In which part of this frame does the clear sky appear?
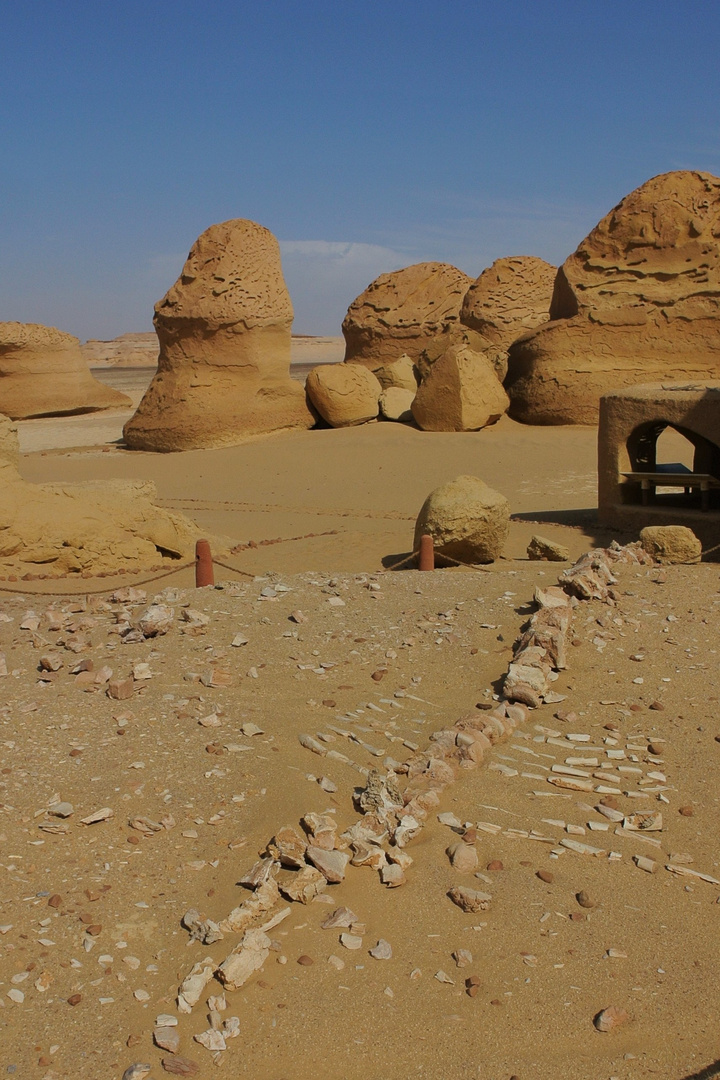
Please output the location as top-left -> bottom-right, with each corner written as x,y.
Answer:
2,1 -> 720,340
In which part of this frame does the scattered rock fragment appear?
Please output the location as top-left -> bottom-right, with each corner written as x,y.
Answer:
448,886 -> 492,913
594,1005 -> 629,1032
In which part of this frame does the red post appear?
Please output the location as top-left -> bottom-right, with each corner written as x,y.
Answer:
195,539 -> 214,587
418,533 -> 434,571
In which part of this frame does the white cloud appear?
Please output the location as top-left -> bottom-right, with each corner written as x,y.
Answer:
279,239 -> 409,334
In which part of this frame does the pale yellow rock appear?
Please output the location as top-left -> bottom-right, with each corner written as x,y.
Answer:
411,344 -> 509,432
0,322 -> 130,419
640,525 -> 702,564
343,262 -> 472,371
414,475 -> 510,564
124,219 -> 313,451
305,363 -> 381,427
0,416 -> 213,577
379,387 -> 415,422
373,355 -> 418,391
460,256 -> 556,380
506,171 -> 720,424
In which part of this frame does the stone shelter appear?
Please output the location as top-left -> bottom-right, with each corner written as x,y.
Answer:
598,382 -> 720,552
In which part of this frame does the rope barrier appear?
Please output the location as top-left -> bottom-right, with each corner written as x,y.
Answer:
0,560 -> 197,597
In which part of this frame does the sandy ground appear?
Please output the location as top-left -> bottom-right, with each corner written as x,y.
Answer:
3,365 -> 720,1080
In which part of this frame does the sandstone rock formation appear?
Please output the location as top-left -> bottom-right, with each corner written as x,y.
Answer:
640,525 -> 701,564
459,256 -> 556,379
343,263 -> 472,371
305,364 -> 380,427
0,414 -> 210,577
414,475 -> 510,563
379,387 -> 415,422
81,332 -> 159,367
123,220 -> 313,451
411,344 -> 509,432
373,355 -> 418,392
505,171 -> 720,424
0,323 -> 130,419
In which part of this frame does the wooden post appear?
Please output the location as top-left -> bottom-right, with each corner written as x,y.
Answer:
418,533 -> 434,571
195,539 -> 214,587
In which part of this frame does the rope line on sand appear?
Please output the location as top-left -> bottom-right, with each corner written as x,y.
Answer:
0,560 -> 197,597
384,548 -> 492,573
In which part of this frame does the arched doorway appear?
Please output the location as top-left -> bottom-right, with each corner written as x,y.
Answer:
623,420 -> 720,510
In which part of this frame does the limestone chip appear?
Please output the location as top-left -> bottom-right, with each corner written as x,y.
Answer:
460,256 -> 556,380
0,322 -> 129,419
506,171 -> 720,424
414,475 -> 510,563
343,262 -> 473,371
640,526 -> 701,564
305,363 -> 381,427
411,344 -> 509,432
527,535 -> 570,561
124,219 -> 313,451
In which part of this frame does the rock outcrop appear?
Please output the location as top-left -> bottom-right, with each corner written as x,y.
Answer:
305,364 -> 380,427
414,475 -> 510,563
0,414 -> 210,577
123,219 -> 313,451
411,344 -> 509,432
343,263 -> 472,371
0,323 -> 130,420
460,256 -> 556,380
505,171 -> 720,424
80,333 -> 159,367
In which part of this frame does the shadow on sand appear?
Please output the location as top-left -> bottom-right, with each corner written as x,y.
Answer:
510,507 -> 632,548
678,1062 -> 720,1080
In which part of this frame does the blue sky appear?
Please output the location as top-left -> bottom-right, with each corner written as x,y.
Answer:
1,1 -> 720,339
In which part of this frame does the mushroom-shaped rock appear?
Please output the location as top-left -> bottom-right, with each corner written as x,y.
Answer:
459,256 -> 556,380
0,415 -> 210,577
123,219 -> 313,451
505,171 -> 720,424
414,475 -> 509,564
379,387 -> 415,422
306,363 -> 381,427
0,323 -> 130,419
411,344 -> 509,432
343,262 -> 472,372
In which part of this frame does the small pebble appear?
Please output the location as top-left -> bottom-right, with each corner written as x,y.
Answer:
536,870 -> 554,884
297,955 -> 314,966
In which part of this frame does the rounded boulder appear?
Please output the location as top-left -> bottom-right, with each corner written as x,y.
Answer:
414,475 -> 510,563
640,525 -> 701,564
306,363 -> 381,427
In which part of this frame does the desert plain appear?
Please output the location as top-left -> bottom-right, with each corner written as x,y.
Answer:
0,345 -> 719,1080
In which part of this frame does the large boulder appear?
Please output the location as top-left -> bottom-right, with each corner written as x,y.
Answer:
411,344 -> 509,432
505,171 -> 720,425
342,262 -> 472,372
123,219 -> 313,451
305,363 -> 381,427
0,415 -> 213,577
459,256 -> 556,380
0,323 -> 130,420
640,525 -> 701,564
414,475 -> 510,563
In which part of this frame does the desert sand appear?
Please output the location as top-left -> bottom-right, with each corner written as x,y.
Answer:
1,355 -> 718,1080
